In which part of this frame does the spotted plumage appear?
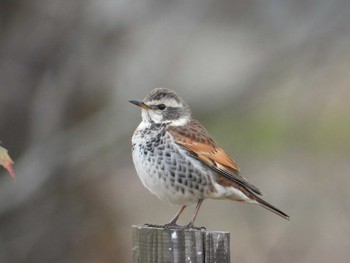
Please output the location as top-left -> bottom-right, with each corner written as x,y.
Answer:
130,88 -> 289,228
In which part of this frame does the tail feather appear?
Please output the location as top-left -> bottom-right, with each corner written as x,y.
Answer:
254,196 -> 290,220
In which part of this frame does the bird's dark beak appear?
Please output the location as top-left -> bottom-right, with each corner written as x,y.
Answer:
129,99 -> 151,110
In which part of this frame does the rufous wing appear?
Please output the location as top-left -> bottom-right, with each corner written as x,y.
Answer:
168,119 -> 262,196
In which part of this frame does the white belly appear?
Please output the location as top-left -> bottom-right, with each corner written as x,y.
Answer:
132,145 -> 199,205
131,123 -> 201,205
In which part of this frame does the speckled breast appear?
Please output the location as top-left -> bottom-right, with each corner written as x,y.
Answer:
131,122 -> 214,205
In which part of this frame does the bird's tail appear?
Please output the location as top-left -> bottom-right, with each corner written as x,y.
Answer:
254,196 -> 290,220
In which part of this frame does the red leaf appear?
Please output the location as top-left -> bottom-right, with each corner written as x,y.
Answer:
0,145 -> 15,179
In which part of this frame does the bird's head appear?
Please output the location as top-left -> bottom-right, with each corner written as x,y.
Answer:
129,88 -> 191,126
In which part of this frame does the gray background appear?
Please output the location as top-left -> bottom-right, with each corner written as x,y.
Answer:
1,0 -> 349,262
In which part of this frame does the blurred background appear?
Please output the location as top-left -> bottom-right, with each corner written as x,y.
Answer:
1,0 -> 350,262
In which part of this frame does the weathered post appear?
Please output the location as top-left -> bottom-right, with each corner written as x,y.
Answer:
132,225 -> 230,263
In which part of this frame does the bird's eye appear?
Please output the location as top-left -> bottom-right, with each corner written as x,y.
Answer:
157,104 -> 166,110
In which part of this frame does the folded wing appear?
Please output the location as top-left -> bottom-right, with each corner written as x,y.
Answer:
167,119 -> 262,196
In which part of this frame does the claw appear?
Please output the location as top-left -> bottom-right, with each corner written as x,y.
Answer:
183,223 -> 206,230
143,223 -> 205,230
143,223 -> 183,229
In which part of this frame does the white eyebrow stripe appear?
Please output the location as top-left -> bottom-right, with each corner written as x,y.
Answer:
148,99 -> 182,108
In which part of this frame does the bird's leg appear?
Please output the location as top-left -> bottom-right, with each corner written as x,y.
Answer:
163,205 -> 187,228
184,199 -> 205,230
169,205 -> 187,225
145,205 -> 187,229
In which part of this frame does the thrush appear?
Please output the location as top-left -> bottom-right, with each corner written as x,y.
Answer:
130,88 -> 289,229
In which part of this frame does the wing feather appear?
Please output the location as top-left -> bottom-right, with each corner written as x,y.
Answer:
168,119 -> 262,195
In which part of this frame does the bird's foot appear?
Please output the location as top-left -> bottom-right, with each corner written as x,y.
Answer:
143,223 -> 165,228
182,223 -> 206,231
143,223 -> 205,230
143,223 -> 182,229
164,223 -> 185,229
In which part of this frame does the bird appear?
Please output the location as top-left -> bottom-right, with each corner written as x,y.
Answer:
130,88 -> 289,229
